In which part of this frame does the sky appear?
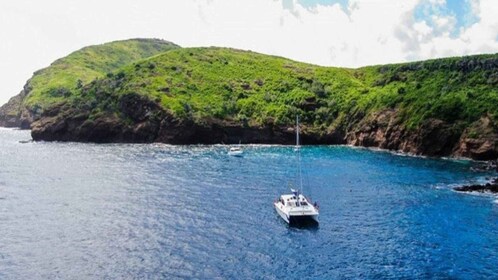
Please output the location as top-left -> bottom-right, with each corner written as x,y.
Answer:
1,0 -> 498,104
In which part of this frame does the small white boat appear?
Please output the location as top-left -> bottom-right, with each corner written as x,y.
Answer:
274,116 -> 319,226
228,146 -> 243,157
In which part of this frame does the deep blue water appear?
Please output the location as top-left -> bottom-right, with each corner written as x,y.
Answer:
0,128 -> 497,279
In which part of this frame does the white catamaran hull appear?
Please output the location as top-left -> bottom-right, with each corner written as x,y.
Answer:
274,202 -> 319,226
274,202 -> 290,223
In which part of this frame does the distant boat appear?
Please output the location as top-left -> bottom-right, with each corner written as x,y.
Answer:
228,146 -> 243,157
274,116 -> 319,226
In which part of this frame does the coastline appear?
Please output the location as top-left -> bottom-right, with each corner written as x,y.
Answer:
6,124 -> 497,165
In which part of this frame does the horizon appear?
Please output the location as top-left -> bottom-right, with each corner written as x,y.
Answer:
1,0 -> 498,104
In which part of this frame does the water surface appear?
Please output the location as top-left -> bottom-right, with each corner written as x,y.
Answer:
0,128 -> 497,279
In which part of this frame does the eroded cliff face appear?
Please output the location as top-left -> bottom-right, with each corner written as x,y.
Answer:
28,93 -> 498,161
345,109 -> 459,156
345,109 -> 498,160
454,116 -> 498,160
0,83 -> 37,129
30,93 -> 346,146
0,93 -> 23,127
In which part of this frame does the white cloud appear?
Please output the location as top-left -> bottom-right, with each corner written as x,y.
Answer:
431,14 -> 457,35
0,0 -> 497,104
413,0 -> 498,60
413,21 -> 433,41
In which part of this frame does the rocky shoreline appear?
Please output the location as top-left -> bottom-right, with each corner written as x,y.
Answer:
23,94 -> 498,161
345,109 -> 498,161
0,94 -> 495,162
0,43 -> 496,162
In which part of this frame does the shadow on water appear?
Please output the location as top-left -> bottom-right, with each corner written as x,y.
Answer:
288,222 -> 319,231
276,215 -> 320,230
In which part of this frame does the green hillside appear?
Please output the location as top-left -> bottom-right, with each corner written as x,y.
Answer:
360,56 -> 498,128
2,40 -> 497,159
24,38 -> 179,110
77,47 -> 498,131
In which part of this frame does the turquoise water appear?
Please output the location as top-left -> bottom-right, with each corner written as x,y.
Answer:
0,128 -> 497,279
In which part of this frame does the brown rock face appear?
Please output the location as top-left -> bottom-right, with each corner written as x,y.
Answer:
408,119 -> 462,157
453,116 -> 498,160
31,94 -> 162,143
346,109 -> 463,157
26,97 -> 498,161
30,93 -> 346,146
0,93 -> 23,128
0,83 -> 38,129
346,109 -> 402,149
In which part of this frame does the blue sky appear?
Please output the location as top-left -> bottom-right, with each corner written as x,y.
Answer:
414,0 -> 478,36
288,0 -> 478,36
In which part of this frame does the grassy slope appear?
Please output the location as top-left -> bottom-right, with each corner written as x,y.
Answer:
81,48 -> 364,130
359,55 -> 498,128
78,47 -> 498,133
23,38 -> 179,110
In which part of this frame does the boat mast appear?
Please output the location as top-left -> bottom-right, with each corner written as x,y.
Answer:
296,115 -> 300,148
296,115 -> 303,194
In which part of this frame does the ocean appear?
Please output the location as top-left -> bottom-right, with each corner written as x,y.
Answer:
0,128 -> 497,279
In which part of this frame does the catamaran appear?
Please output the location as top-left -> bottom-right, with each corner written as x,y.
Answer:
274,116 -> 319,226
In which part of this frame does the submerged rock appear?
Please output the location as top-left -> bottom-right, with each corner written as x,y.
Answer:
470,160 -> 498,172
454,178 -> 498,193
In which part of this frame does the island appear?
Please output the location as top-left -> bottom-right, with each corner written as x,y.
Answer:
1,38 -> 497,161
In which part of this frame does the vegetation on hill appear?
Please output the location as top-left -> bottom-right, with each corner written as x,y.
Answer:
360,56 -> 498,128
75,48 -> 498,132
1,39 -> 497,159
24,38 -> 179,110
78,48 -> 355,129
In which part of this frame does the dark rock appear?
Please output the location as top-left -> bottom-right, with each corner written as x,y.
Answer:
471,160 -> 498,172
31,99 -> 348,146
411,118 -> 462,157
454,178 -> 498,193
155,117 -> 297,145
118,93 -> 163,122
31,94 -> 166,143
241,82 -> 251,90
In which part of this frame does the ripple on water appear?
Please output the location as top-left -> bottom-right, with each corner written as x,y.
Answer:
0,129 -> 497,279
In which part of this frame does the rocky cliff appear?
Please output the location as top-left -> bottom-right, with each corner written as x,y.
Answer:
28,93 -> 497,160
2,41 -> 497,161
0,38 -> 179,129
346,109 -> 497,160
0,84 -> 32,128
